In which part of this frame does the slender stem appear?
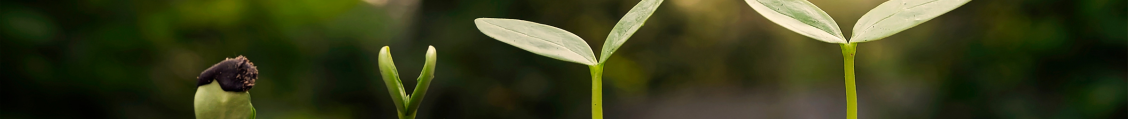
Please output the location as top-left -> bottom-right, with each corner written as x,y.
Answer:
402,114 -> 415,119
589,64 -> 604,119
839,43 -> 858,119
398,110 -> 412,119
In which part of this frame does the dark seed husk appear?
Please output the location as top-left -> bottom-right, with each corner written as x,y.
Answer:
197,55 -> 258,92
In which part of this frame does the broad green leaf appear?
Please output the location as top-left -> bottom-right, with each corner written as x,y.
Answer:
849,0 -> 970,43
745,0 -> 846,43
474,18 -> 597,65
405,46 -> 438,117
600,0 -> 664,64
378,46 -> 409,112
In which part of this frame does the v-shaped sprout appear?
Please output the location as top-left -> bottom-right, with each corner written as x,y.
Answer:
378,46 -> 438,119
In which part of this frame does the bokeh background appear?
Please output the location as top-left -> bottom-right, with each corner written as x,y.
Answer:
2,0 -> 1125,118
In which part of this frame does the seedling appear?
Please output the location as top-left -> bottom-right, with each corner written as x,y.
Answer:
195,56 -> 258,119
473,0 -> 662,118
378,46 -> 438,119
743,0 -> 969,118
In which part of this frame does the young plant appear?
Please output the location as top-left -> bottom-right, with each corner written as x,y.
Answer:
378,46 -> 438,119
195,56 -> 258,119
743,0 -> 969,118
472,0 -> 662,118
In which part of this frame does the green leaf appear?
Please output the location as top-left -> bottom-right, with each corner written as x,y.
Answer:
405,46 -> 438,117
744,0 -> 846,43
474,18 -> 597,65
194,83 -> 255,119
378,46 -> 409,112
600,0 -> 664,64
849,0 -> 970,43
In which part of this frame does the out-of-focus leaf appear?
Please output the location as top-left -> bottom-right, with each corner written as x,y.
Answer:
474,18 -> 597,65
744,0 -> 846,43
600,0 -> 664,64
849,0 -> 970,42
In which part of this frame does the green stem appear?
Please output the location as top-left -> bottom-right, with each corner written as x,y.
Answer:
398,111 -> 412,119
839,43 -> 858,119
589,64 -> 604,119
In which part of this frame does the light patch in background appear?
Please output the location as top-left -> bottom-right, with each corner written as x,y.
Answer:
1,7 -> 56,44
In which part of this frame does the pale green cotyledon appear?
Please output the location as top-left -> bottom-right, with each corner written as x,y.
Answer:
194,56 -> 258,119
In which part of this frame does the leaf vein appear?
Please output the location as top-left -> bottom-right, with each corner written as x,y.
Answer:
482,20 -> 574,53
756,0 -> 840,38
855,0 -> 940,40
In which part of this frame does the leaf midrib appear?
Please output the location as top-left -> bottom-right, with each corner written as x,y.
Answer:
756,0 -> 842,39
482,20 -> 583,58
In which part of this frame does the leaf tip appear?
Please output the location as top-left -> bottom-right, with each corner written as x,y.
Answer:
426,45 -> 437,62
474,18 -> 498,24
379,46 -> 393,63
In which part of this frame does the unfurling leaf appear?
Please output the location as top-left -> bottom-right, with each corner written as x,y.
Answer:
378,46 -> 408,112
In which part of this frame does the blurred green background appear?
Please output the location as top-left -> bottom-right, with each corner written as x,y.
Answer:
1,0 -> 1125,118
